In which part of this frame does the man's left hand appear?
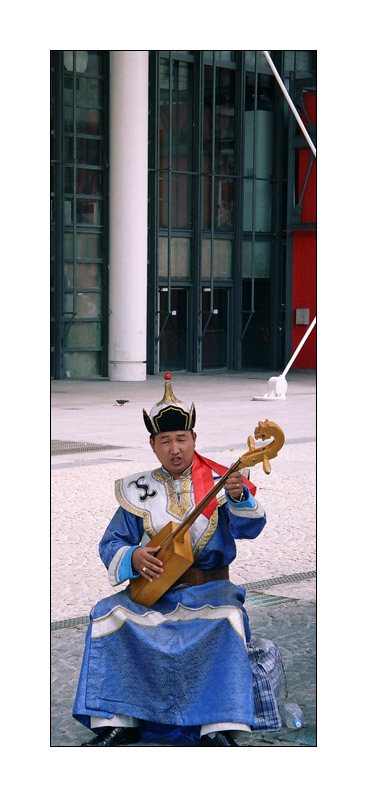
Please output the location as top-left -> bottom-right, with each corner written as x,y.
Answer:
224,468 -> 244,500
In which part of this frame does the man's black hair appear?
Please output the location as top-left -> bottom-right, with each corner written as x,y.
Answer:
150,429 -> 194,442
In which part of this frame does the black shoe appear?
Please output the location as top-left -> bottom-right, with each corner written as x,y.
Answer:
200,731 -> 239,747
81,726 -> 140,747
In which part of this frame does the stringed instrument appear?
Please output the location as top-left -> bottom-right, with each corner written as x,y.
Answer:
130,419 -> 285,607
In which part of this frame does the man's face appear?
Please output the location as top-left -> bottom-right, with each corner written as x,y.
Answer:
150,430 -> 197,477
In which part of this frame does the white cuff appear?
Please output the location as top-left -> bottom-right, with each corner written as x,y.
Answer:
200,722 -> 252,735
90,714 -> 139,729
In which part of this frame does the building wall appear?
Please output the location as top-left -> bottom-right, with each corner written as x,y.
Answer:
51,50 -> 316,380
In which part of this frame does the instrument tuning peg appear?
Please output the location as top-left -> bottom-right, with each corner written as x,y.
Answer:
263,456 -> 271,475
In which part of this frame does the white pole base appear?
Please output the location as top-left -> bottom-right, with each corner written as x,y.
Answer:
109,361 -> 146,381
252,375 -> 288,401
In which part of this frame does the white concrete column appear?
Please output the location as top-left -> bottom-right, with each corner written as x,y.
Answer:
108,51 -> 148,381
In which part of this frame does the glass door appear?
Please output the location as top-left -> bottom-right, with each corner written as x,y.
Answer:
201,288 -> 228,369
158,288 -> 188,372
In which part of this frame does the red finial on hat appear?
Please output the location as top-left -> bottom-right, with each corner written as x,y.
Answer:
164,371 -> 171,380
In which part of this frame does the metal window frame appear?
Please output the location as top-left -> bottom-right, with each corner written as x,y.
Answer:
51,51 -> 64,380
147,50 -> 316,375
50,50 -> 109,379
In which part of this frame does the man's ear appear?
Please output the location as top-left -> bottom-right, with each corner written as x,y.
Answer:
193,431 -> 197,446
149,437 -> 155,452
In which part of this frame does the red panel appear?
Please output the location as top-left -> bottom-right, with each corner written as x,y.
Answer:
292,231 -> 316,368
291,90 -> 316,369
298,93 -> 316,224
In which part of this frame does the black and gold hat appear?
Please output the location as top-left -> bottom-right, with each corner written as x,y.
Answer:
143,372 -> 196,435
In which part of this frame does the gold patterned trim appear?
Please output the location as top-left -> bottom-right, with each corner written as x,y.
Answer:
152,468 -> 192,519
192,508 -> 218,556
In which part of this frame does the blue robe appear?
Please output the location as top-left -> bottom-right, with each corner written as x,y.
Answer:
73,463 -> 266,741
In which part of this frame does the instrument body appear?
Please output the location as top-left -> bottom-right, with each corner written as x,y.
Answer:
129,523 -> 193,607
130,419 -> 284,607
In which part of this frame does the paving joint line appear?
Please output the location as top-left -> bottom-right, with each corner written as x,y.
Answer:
51,570 -> 316,630
52,458 -> 131,469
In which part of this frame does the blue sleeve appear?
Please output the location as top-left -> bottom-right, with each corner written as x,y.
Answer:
99,506 -> 143,586
226,485 -> 257,508
116,545 -> 141,583
224,488 -> 266,540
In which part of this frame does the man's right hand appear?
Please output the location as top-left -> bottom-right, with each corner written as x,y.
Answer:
131,545 -> 164,582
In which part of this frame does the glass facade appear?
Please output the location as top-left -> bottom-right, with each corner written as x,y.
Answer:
51,51 -> 109,379
147,50 -> 316,373
51,50 -> 316,378
149,51 -> 280,372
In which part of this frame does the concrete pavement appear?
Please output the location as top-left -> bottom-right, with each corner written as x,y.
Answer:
51,369 -> 316,746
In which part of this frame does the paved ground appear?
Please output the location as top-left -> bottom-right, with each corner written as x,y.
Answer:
51,370 -> 316,747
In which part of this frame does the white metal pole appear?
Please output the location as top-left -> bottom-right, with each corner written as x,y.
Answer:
281,316 -> 316,378
262,51 -> 316,158
263,50 -> 316,383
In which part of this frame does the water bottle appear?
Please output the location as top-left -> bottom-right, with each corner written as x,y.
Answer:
282,702 -> 304,729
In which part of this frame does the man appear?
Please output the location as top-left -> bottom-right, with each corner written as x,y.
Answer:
73,373 -> 266,746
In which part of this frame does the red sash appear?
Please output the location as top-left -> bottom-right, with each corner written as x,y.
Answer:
192,450 -> 256,519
